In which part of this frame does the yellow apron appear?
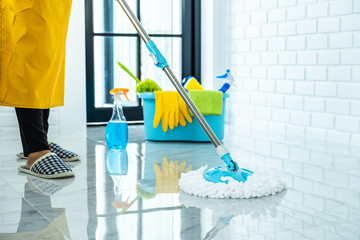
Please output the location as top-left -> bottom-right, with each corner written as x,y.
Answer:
0,0 -> 72,108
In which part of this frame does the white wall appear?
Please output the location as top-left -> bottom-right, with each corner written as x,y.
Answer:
220,0 -> 360,145
201,0 -> 227,91
61,0 -> 87,137
0,1 -> 86,142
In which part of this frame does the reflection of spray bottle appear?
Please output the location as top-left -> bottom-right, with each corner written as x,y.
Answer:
216,69 -> 236,93
106,149 -> 128,176
106,149 -> 129,209
116,184 -> 157,215
106,149 -> 158,214
106,88 -> 129,149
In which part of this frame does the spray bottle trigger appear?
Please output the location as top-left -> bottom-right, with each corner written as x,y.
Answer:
110,88 -> 130,101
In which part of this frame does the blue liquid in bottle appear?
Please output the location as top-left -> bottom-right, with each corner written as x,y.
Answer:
106,121 -> 128,149
106,149 -> 128,175
106,88 -> 129,150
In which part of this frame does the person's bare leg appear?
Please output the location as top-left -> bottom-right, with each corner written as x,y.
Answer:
26,150 -> 51,169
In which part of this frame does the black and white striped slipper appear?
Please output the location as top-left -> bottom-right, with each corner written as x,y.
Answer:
16,142 -> 80,162
18,153 -> 74,179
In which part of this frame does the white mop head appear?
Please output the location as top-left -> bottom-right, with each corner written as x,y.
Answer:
179,166 -> 285,199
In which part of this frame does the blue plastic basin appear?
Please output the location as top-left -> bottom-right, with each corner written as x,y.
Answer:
139,92 -> 228,142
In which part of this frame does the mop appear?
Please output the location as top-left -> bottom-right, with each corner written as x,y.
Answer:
116,0 -> 285,198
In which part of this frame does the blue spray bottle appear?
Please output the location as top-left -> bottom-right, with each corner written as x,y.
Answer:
106,88 -> 129,149
216,69 -> 236,93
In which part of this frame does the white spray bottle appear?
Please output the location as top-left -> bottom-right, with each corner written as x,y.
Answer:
217,69 -> 236,93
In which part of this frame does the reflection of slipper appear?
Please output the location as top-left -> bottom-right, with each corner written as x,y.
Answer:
16,142 -> 80,162
27,175 -> 75,196
18,153 -> 74,179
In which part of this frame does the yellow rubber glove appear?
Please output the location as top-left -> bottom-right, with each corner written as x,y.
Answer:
177,94 -> 193,127
153,91 -> 179,132
153,157 -> 192,193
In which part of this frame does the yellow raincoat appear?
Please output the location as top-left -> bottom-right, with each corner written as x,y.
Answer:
0,0 -> 72,108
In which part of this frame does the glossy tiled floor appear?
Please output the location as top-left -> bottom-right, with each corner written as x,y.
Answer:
0,125 -> 359,240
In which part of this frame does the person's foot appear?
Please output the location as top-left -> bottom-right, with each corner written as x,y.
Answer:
18,152 -> 74,179
26,150 -> 51,169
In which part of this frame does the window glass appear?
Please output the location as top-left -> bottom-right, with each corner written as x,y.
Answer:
86,0 -> 199,123
94,0 -> 138,34
94,36 -> 138,108
140,0 -> 182,34
141,37 -> 182,91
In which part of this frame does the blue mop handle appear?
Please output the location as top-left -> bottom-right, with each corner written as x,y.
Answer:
146,41 -> 169,70
216,145 -> 239,171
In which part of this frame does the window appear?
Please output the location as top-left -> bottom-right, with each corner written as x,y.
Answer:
85,0 -> 201,123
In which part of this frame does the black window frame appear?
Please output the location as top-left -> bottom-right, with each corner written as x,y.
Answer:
85,0 -> 201,123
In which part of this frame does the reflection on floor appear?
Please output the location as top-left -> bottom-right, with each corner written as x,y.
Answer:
0,125 -> 359,239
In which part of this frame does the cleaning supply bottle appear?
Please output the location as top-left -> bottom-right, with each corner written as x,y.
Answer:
216,69 -> 236,93
106,88 -> 129,149
218,83 -> 230,93
181,76 -> 204,91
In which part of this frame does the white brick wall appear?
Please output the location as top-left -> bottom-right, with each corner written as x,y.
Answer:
226,0 -> 360,145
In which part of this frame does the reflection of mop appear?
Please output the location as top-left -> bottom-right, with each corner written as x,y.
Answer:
203,215 -> 234,240
179,190 -> 286,219
116,0 -> 285,198
180,190 -> 286,240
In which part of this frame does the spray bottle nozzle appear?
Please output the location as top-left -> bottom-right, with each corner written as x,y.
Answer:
216,69 -> 236,87
110,88 -> 130,101
216,69 -> 236,93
